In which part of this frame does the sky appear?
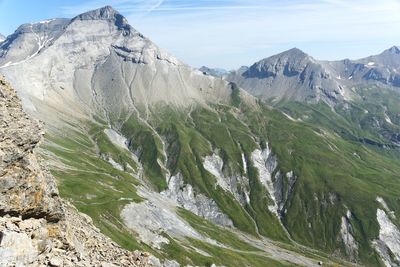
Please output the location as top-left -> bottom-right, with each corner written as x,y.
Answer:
0,0 -> 400,69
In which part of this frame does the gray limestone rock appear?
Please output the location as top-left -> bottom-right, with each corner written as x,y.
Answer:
0,6 -> 236,127
0,75 -> 158,266
226,46 -> 400,106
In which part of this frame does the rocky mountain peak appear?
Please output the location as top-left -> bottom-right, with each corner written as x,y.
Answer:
225,47 -> 346,106
357,45 -> 400,70
244,47 -> 314,80
71,6 -> 132,36
279,47 -> 309,58
259,47 -> 311,67
385,45 -> 400,54
260,48 -> 311,65
73,5 -> 126,22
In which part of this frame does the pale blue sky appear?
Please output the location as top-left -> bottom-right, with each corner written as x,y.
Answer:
1,0 -> 400,69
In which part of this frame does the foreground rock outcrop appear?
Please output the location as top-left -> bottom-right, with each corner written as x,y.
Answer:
0,76 -> 154,266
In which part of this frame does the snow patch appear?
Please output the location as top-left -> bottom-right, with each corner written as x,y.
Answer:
0,61 -> 13,69
367,62 -> 375,66
38,19 -> 55,24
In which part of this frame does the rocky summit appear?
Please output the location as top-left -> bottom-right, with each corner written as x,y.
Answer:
226,46 -> 400,106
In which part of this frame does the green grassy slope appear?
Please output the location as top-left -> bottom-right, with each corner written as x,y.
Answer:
40,114 -> 298,266
269,86 -> 400,265
39,85 -> 400,266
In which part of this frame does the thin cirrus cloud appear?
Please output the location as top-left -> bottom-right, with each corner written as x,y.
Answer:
63,0 -> 400,69
62,0 -> 166,17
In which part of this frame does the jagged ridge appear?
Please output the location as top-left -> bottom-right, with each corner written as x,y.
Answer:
226,46 -> 400,106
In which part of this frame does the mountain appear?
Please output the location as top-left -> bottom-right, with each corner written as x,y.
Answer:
0,76 -> 154,266
0,6 -> 235,121
0,6 -> 306,266
227,47 -> 400,106
0,19 -> 69,68
1,6 -> 400,267
226,48 -> 348,106
226,47 -> 400,149
0,33 -> 5,43
326,46 -> 400,88
199,66 -> 229,77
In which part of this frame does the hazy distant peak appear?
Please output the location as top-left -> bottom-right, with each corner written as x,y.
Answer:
279,47 -> 308,57
199,66 -> 229,77
255,47 -> 313,68
247,47 -> 315,76
383,45 -> 400,55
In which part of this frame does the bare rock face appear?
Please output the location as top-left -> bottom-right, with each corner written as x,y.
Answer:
0,76 -> 62,221
0,205 -> 155,266
0,6 -> 234,124
226,48 -> 348,106
0,76 -> 154,266
226,46 -> 400,107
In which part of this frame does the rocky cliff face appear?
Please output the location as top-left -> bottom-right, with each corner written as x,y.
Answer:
226,48 -> 348,106
0,76 -> 61,222
0,76 -> 154,266
226,46 -> 400,106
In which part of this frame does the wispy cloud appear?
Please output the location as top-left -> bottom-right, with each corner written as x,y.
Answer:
61,0 -> 165,17
60,0 -> 400,69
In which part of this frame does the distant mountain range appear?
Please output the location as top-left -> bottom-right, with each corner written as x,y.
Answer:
1,6 -> 400,267
199,66 -> 229,77
225,46 -> 400,106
